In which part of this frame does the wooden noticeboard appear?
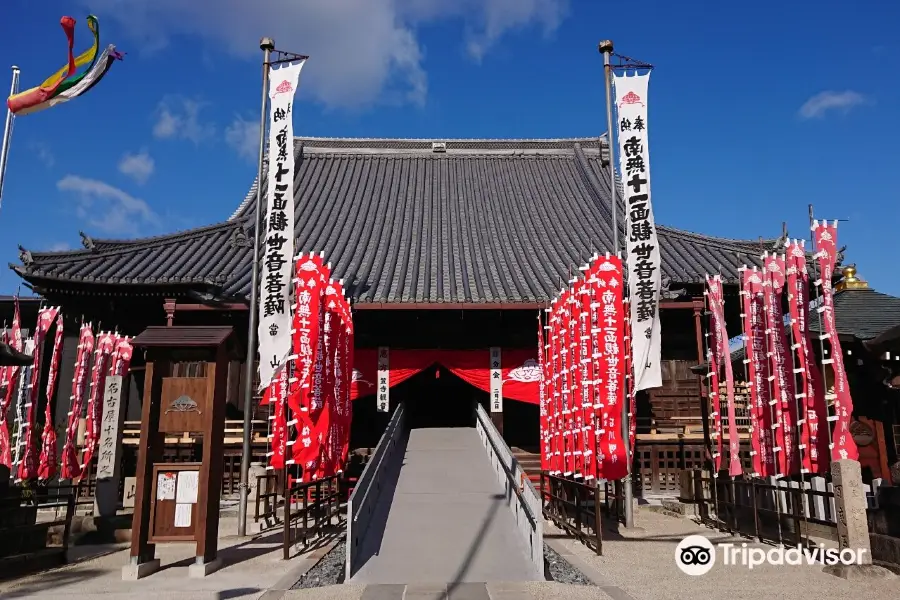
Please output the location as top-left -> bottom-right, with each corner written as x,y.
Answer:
128,326 -> 239,570
149,463 -> 202,542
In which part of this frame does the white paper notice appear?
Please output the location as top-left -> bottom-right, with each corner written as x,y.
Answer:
176,471 -> 199,504
174,503 -> 192,528
157,473 -> 176,500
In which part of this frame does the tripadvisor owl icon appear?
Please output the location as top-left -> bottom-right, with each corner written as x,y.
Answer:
675,535 -> 716,576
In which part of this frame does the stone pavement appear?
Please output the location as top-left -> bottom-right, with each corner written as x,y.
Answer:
548,508 -> 900,600
0,524 -> 336,600
349,428 -> 540,584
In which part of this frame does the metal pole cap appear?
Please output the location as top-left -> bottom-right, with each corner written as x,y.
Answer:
260,37 -> 275,51
598,40 -> 614,54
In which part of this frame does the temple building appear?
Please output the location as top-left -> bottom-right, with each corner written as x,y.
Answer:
11,136 -> 784,497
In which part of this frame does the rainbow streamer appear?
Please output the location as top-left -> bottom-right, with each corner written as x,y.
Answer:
6,15 -> 120,116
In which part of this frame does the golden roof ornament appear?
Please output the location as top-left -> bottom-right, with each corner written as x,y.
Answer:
836,264 -> 869,292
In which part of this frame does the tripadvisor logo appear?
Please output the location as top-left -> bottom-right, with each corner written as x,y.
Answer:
675,535 -> 868,575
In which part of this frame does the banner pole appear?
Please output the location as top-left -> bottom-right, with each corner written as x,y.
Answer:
599,39 -> 634,529
238,37 -> 275,538
0,66 -> 20,214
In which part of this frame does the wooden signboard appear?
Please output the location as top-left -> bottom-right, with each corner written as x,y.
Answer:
125,326 -> 238,579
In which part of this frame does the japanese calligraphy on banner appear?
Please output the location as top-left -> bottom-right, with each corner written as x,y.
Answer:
377,347 -> 390,412
538,313 -> 550,473
96,376 -> 124,480
762,253 -> 800,476
613,72 -> 661,392
812,221 -> 858,461
258,59 -> 306,390
490,347 -> 502,413
706,275 -> 742,477
742,268 -> 775,477
593,255 -> 628,480
786,240 -> 829,474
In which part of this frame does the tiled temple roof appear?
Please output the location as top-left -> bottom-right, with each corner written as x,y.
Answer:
13,137 -> 779,305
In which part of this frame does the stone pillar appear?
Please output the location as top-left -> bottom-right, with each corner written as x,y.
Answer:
831,459 -> 872,563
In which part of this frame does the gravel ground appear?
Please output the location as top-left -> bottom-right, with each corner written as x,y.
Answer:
291,538 -> 347,589
543,543 -> 594,586
559,509 -> 900,600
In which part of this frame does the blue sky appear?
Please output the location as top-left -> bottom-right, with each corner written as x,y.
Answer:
0,0 -> 898,296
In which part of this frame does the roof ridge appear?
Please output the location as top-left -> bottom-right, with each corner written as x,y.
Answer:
294,135 -> 608,143
658,224 -> 779,248
26,221 -> 241,261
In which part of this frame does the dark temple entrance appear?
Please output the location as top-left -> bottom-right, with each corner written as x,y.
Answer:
394,365 -> 483,429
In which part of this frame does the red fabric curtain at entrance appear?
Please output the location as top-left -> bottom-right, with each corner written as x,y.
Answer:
439,349 -> 541,405
349,349 -> 438,401
348,348 -> 542,404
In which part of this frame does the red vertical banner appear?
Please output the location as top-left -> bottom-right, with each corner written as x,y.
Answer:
268,368 -> 290,469
786,240 -> 829,474
706,276 -> 742,477
0,298 -> 23,469
341,286 -> 354,473
577,276 -> 596,481
61,324 -> 94,479
587,272 -> 604,478
551,295 -> 566,475
741,269 -> 764,477
80,333 -> 115,476
560,289 -> 573,476
594,255 -> 628,480
538,311 -> 550,473
704,278 -> 724,473
570,278 -> 585,478
813,221 -> 858,462
762,254 -> 800,476
18,307 -> 59,481
38,313 -> 64,481
743,268 -> 776,477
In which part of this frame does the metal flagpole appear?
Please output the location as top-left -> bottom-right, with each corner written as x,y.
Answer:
599,39 -> 634,528
238,37 -> 275,538
0,66 -> 21,213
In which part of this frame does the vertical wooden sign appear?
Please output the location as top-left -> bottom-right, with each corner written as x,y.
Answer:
490,347 -> 503,413
95,375 -> 126,517
377,347 -> 389,413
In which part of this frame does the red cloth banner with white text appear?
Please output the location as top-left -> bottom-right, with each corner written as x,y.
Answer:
80,333 -> 116,476
786,240 -> 830,474
60,324 -> 94,479
705,276 -> 742,477
742,268 -> 775,477
762,254 -> 800,477
593,255 -> 628,481
538,312 -> 550,473
18,307 -> 59,481
813,221 -> 858,461
0,298 -> 23,469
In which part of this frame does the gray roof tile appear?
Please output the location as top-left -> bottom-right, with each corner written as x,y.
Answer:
14,137 -> 777,305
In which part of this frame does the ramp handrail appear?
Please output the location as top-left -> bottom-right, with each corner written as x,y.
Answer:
474,404 -> 544,576
345,403 -> 405,579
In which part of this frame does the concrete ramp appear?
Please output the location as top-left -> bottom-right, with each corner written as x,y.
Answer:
349,427 -> 542,584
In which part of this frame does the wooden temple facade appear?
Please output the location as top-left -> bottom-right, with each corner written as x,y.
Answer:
9,136 -> 786,498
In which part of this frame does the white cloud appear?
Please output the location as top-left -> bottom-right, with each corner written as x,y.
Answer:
47,242 -> 70,252
153,96 -> 216,143
799,90 -> 867,119
79,0 -> 568,108
57,175 -> 160,236
118,150 -> 156,184
27,142 -> 55,167
225,116 -> 260,163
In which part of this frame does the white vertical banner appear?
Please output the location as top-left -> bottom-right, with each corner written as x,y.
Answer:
258,59 -> 306,390
377,346 -> 390,413
614,71 -> 661,391
490,347 -> 503,413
